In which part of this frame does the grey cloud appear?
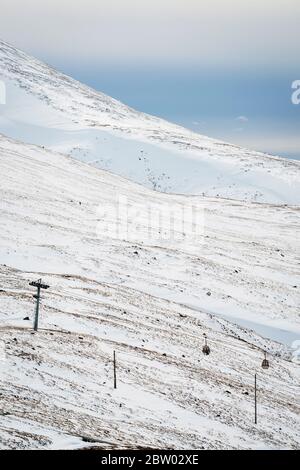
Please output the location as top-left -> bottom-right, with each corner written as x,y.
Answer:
0,0 -> 299,67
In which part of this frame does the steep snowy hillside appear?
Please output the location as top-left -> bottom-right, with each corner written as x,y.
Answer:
0,39 -> 299,204
0,135 -> 299,449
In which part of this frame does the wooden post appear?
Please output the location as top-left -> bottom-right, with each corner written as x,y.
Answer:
113,350 -> 117,389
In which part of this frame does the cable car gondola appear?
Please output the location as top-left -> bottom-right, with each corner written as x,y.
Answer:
261,350 -> 270,369
202,334 -> 211,355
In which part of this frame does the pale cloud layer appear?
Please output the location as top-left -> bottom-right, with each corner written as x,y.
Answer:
0,0 -> 299,67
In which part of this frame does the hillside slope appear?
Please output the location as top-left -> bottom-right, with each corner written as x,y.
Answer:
0,135 -> 299,449
0,39 -> 299,204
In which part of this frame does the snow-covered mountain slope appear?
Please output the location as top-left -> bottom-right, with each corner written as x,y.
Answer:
0,39 -> 299,204
0,134 -> 299,449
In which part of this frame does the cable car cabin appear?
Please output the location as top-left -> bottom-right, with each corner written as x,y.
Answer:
261,351 -> 270,369
202,344 -> 210,355
261,358 -> 269,369
202,334 -> 211,355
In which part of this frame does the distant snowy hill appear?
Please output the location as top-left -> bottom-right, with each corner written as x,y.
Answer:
0,134 -> 299,449
0,39 -> 299,204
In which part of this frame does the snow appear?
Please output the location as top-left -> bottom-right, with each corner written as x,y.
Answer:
0,415 -> 91,450
0,39 -> 299,450
214,314 -> 300,348
1,39 -> 300,204
0,134 -> 299,449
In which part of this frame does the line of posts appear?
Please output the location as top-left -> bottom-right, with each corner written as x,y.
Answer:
28,279 -> 270,424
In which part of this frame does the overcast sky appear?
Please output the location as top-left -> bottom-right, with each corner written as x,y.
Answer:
1,0 -> 299,158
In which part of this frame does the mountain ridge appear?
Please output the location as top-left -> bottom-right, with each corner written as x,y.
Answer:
1,39 -> 299,204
